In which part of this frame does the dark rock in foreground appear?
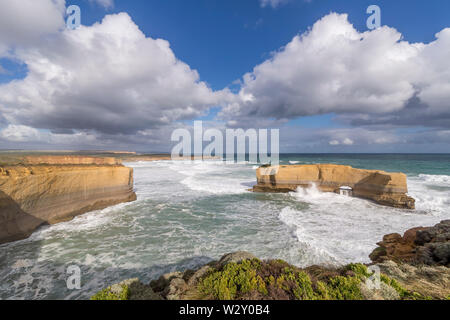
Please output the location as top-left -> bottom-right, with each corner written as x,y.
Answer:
369,220 -> 450,266
92,222 -> 450,301
91,251 -> 449,301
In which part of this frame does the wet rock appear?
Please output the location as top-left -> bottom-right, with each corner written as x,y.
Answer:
370,220 -> 450,266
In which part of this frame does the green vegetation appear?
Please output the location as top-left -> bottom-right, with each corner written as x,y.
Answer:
324,276 -> 364,300
199,259 -> 367,300
380,274 -> 431,300
199,259 -> 267,300
345,263 -> 372,278
91,284 -> 130,300
198,259 -> 430,301
91,259 -> 440,301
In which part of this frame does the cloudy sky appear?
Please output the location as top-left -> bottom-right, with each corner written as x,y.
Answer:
0,0 -> 449,153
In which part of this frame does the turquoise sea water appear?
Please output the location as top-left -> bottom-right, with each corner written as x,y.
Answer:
0,154 -> 449,300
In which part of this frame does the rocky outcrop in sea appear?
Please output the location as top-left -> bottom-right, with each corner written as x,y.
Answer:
370,220 -> 450,266
253,164 -> 415,209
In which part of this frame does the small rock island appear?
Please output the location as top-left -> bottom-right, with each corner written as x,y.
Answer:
253,164 -> 415,209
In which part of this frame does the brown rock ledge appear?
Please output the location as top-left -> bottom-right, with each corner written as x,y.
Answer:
370,220 -> 450,266
252,164 -> 415,209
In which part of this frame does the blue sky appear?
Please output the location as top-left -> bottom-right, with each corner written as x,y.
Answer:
0,0 -> 449,152
71,0 -> 450,90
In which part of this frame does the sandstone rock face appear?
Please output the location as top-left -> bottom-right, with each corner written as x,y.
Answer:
253,164 -> 415,209
0,163 -> 136,244
370,220 -> 450,266
25,155 -> 121,165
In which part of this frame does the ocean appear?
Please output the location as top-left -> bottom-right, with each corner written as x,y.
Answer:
1,154 -> 449,300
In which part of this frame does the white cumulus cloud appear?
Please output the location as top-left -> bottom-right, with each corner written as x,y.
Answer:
0,0 -> 66,56
221,13 -> 450,129
0,13 -> 228,135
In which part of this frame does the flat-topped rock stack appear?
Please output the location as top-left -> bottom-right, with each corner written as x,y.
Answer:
24,155 -> 121,165
253,164 -> 415,209
0,156 -> 137,244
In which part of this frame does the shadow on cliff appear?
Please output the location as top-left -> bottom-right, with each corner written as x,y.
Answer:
353,172 -> 391,191
0,190 -> 214,300
0,190 -> 48,244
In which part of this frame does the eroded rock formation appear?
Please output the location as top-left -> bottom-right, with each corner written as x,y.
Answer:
0,156 -> 137,244
370,220 -> 450,266
253,164 -> 415,209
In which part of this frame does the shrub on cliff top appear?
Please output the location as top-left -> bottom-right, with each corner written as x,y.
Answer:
199,258 -> 369,300
197,259 -> 432,301
345,263 -> 372,279
91,284 -> 130,300
199,259 -> 267,300
91,257 -> 437,300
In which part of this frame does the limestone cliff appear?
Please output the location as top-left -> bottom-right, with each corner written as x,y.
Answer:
0,157 -> 136,244
253,164 -> 415,209
24,155 -> 121,165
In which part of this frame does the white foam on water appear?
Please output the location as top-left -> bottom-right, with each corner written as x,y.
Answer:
11,259 -> 33,269
162,160 -> 253,195
417,174 -> 450,186
408,175 -> 450,214
1,161 -> 449,300
180,175 -> 249,194
278,207 -> 341,266
276,182 -> 450,266
289,161 -> 300,164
